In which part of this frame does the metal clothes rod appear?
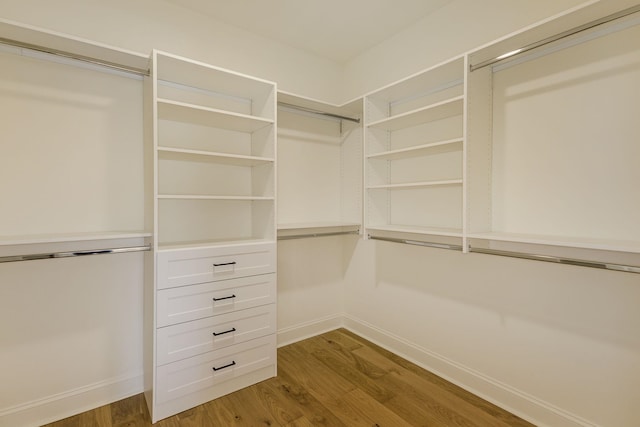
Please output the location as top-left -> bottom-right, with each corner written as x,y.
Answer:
469,247 -> 640,274
0,36 -> 150,76
278,230 -> 360,240
278,102 -> 361,123
369,235 -> 463,251
0,245 -> 152,264
470,4 -> 640,71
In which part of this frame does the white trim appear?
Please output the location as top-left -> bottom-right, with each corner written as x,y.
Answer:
0,372 -> 143,427
341,314 -> 599,427
276,314 -> 344,347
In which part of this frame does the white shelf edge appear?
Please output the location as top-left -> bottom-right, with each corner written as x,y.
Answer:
367,179 -> 463,190
157,147 -> 274,165
157,238 -> 275,252
367,138 -> 463,160
468,232 -> 640,254
0,231 -> 151,246
157,195 -> 275,201
366,225 -> 463,238
367,95 -> 464,130
277,221 -> 361,230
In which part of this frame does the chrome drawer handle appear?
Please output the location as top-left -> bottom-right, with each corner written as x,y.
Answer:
212,327 -> 236,337
212,294 -> 236,302
212,360 -> 236,372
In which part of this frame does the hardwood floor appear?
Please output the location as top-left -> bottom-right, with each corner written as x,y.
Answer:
42,329 -> 535,427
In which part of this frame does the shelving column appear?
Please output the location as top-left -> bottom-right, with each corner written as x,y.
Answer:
363,56 -> 466,248
145,50 -> 277,423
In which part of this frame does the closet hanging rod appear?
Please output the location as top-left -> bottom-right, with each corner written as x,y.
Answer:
369,235 -> 463,251
278,102 -> 361,123
470,4 -> 640,71
0,37 -> 150,76
469,247 -> 640,274
0,245 -> 151,264
278,230 -> 360,240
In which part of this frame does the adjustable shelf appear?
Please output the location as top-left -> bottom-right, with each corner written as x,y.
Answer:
367,138 -> 463,161
367,96 -> 463,131
157,147 -> 274,166
157,99 -> 273,132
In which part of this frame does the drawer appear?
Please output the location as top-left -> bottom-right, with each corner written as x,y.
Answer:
157,242 -> 276,289
155,334 -> 276,404
156,304 -> 276,365
156,273 -> 276,327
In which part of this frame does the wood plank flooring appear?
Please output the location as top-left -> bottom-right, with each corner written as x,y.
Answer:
42,329 -> 535,427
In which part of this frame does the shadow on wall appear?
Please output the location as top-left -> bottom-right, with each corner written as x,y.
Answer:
372,239 -> 640,352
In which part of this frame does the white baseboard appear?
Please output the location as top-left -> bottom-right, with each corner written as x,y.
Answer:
0,372 -> 143,427
341,314 -> 598,427
277,314 -> 344,347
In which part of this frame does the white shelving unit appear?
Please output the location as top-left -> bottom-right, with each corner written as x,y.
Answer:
146,50 -> 278,422
364,56 -> 466,244
152,51 -> 276,248
466,1 -> 640,259
276,92 -> 362,239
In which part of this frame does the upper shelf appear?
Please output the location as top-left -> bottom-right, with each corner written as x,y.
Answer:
155,50 -> 275,102
157,99 -> 274,132
469,0 -> 640,70
0,18 -> 149,74
368,96 -> 463,131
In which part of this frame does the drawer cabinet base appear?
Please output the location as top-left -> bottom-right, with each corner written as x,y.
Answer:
149,364 -> 276,423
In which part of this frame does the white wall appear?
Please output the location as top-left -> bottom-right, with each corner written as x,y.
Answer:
342,0 -> 586,101
0,0 -> 344,103
343,240 -> 640,426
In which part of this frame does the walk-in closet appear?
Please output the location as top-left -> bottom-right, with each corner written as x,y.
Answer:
1,1 -> 639,426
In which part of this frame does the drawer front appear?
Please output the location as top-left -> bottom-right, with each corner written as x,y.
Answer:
156,305 -> 276,366
157,242 -> 276,289
155,334 -> 276,404
156,273 -> 276,327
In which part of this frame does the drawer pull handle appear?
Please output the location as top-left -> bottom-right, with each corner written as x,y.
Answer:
212,360 -> 236,372
212,294 -> 236,302
213,327 -> 236,336
213,261 -> 236,267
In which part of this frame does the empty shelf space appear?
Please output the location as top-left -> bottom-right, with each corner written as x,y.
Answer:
157,98 -> 274,132
367,138 -> 463,160
368,96 -> 463,131
157,147 -> 274,166
367,179 -> 462,190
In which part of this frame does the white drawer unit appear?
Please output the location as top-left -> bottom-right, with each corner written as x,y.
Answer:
157,242 -> 276,289
156,273 -> 276,327
156,304 -> 277,365
155,334 -> 276,405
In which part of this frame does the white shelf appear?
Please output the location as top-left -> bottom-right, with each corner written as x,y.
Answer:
157,99 -> 274,132
0,231 -> 151,246
277,221 -> 360,230
156,51 -> 275,105
467,232 -> 640,254
368,96 -> 463,131
367,138 -> 463,160
367,225 -> 463,238
367,179 -> 462,190
157,195 -> 274,201
157,238 -> 274,252
0,18 -> 149,73
157,147 -> 274,166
